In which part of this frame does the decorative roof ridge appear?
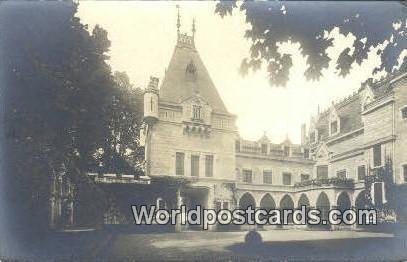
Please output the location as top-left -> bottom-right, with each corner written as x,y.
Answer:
318,91 -> 360,118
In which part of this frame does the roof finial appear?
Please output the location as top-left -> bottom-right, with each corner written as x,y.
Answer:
192,18 -> 196,38
176,5 -> 181,35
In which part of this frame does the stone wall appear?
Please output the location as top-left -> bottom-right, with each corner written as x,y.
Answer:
393,77 -> 407,184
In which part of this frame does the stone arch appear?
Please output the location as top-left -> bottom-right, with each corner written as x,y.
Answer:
239,192 -> 256,209
337,192 -> 351,212
280,194 -> 294,209
280,194 -> 294,224
355,190 -> 370,210
316,192 -> 330,221
260,193 -> 276,211
297,193 -> 310,209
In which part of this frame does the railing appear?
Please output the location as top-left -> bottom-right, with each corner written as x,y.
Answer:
295,177 -> 355,188
87,173 -> 151,184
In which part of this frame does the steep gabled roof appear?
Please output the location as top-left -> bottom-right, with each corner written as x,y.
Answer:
159,34 -> 228,114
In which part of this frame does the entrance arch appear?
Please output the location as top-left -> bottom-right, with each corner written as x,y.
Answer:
260,194 -> 276,211
280,194 -> 294,209
239,192 -> 256,209
297,194 -> 310,209
239,192 -> 256,228
280,194 -> 294,223
355,190 -> 373,226
355,190 -> 370,210
337,192 -> 351,212
316,192 -> 330,221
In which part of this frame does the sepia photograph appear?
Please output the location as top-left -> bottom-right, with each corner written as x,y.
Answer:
0,1 -> 407,261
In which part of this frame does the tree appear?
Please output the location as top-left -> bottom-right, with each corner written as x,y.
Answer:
98,71 -> 144,176
0,1 -> 144,247
216,1 -> 407,86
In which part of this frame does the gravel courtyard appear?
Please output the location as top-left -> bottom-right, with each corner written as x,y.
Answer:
91,229 -> 406,261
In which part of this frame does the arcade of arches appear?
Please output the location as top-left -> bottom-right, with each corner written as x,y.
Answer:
236,190 -> 367,213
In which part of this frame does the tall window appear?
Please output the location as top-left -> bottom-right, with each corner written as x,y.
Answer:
205,155 -> 214,177
283,172 -> 292,185
317,165 -> 328,179
301,174 -> 310,182
336,170 -> 347,179
403,164 -> 407,182
263,171 -> 273,184
373,144 -> 382,167
358,165 -> 366,181
175,152 -> 185,176
191,155 -> 200,177
192,105 -> 202,120
330,120 -> 338,134
242,169 -> 252,183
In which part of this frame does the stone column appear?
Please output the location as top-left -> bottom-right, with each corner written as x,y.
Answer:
68,201 -> 74,226
206,186 -> 216,231
175,188 -> 184,232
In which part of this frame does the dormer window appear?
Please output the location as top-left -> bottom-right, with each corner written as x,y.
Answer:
186,60 -> 197,81
192,105 -> 202,120
186,60 -> 196,74
330,120 -> 338,134
329,114 -> 340,136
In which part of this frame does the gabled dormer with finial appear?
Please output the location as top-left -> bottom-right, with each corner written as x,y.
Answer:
281,133 -> 292,157
258,131 -> 270,154
360,80 -> 375,111
328,102 -> 340,136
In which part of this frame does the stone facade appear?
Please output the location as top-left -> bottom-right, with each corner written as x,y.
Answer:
141,23 -> 407,230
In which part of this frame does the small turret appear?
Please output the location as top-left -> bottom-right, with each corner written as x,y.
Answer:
144,76 -> 159,124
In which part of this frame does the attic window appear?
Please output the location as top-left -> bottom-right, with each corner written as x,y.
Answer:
186,60 -> 197,75
330,120 -> 338,134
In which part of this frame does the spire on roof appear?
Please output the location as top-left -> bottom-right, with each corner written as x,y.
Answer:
283,133 -> 291,144
259,131 -> 270,143
192,18 -> 196,38
176,5 -> 181,35
175,5 -> 195,49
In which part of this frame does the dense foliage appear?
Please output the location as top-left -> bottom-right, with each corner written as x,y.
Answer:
216,1 -> 407,86
0,1 -> 144,243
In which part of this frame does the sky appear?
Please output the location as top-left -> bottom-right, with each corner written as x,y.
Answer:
77,1 -> 395,144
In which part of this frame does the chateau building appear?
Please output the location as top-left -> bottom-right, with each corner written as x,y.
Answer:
140,17 -> 407,230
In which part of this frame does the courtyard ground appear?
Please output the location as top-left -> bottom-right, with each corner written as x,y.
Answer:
3,228 -> 407,261
92,228 -> 406,261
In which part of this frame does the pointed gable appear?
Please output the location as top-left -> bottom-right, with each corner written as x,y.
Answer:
159,36 -> 228,114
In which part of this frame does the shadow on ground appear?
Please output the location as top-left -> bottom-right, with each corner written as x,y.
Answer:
228,235 -> 407,261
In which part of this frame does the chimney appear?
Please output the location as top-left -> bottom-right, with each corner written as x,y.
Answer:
148,76 -> 159,90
